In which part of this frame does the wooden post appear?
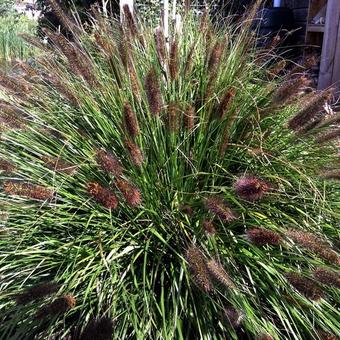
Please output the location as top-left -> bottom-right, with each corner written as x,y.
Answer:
318,0 -> 340,90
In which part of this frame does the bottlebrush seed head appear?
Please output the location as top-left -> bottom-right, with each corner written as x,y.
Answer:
123,4 -> 138,38
205,196 -> 237,222
16,282 -> 59,305
202,220 -> 216,236
234,176 -> 268,202
288,90 -> 332,131
115,178 -> 141,207
0,158 -> 16,173
316,129 -> 340,144
257,333 -> 274,340
320,169 -> 340,181
87,182 -> 118,209
208,41 -> 223,74
42,156 -> 76,175
3,181 -> 53,200
37,295 -> 76,319
245,228 -> 282,246
313,268 -> 340,288
96,149 -> 123,177
155,28 -> 166,64
169,39 -> 179,81
145,68 -> 162,116
166,102 -> 179,132
272,76 -> 309,104
81,317 -> 114,340
217,88 -> 235,119
222,307 -> 244,328
180,204 -> 193,216
206,259 -> 235,289
123,102 -> 140,138
185,246 -> 212,293
285,229 -> 339,265
124,139 -> 144,167
285,272 -> 324,301
184,105 -> 195,130
316,330 -> 337,340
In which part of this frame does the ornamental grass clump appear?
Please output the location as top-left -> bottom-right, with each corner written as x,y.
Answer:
0,3 -> 339,339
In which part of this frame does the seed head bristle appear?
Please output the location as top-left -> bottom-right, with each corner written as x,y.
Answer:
316,329 -> 337,340
288,90 -> 332,131
115,178 -> 141,207
268,59 -> 286,79
184,43 -> 195,76
289,55 -> 318,76
155,28 -> 166,64
123,102 -> 140,138
319,169 -> 340,181
185,246 -> 212,293
124,139 -> 144,167
272,76 -> 310,105
285,229 -> 339,265
313,268 -> 340,288
184,105 -> 195,130
258,333 -> 274,340
3,181 -> 53,200
166,102 -> 179,133
234,176 -> 269,202
87,182 -> 118,209
206,259 -> 235,289
0,159 -> 16,173
15,282 -> 59,305
96,150 -> 123,177
202,220 -> 216,236
205,196 -> 237,222
223,307 -> 244,328
246,228 -> 282,246
45,0 -> 78,33
285,272 -> 324,301
208,41 -> 223,75
0,104 -> 27,129
123,5 -> 138,38
42,156 -> 77,175
128,62 -> 141,101
219,109 -> 239,155
217,89 -> 235,119
169,39 -> 179,81
36,295 -> 76,319
145,68 -> 162,116
316,129 -> 340,144
81,317 -> 114,340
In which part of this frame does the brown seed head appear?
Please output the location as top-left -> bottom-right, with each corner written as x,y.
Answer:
123,4 -> 138,38
123,102 -> 140,138
316,129 -> 340,144
185,246 -> 212,293
208,41 -> 223,75
313,268 -> 340,288
166,102 -> 179,132
37,295 -> 76,319
316,329 -> 337,340
234,176 -> 269,202
205,196 -> 237,222
217,89 -> 235,119
202,220 -> 217,236
169,39 -> 179,81
124,139 -> 144,167
115,178 -> 141,207
96,150 -> 123,177
87,182 -> 118,209
246,228 -> 282,246
184,105 -> 195,130
42,156 -> 76,175
155,28 -> 166,64
319,169 -> 340,181
285,272 -> 324,301
81,317 -> 114,340
0,159 -> 16,173
145,68 -> 162,116
288,90 -> 332,130
206,259 -> 235,289
3,181 -> 53,200
16,282 -> 59,305
222,307 -> 244,328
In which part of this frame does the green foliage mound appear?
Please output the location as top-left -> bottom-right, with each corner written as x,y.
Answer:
0,3 -> 339,339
